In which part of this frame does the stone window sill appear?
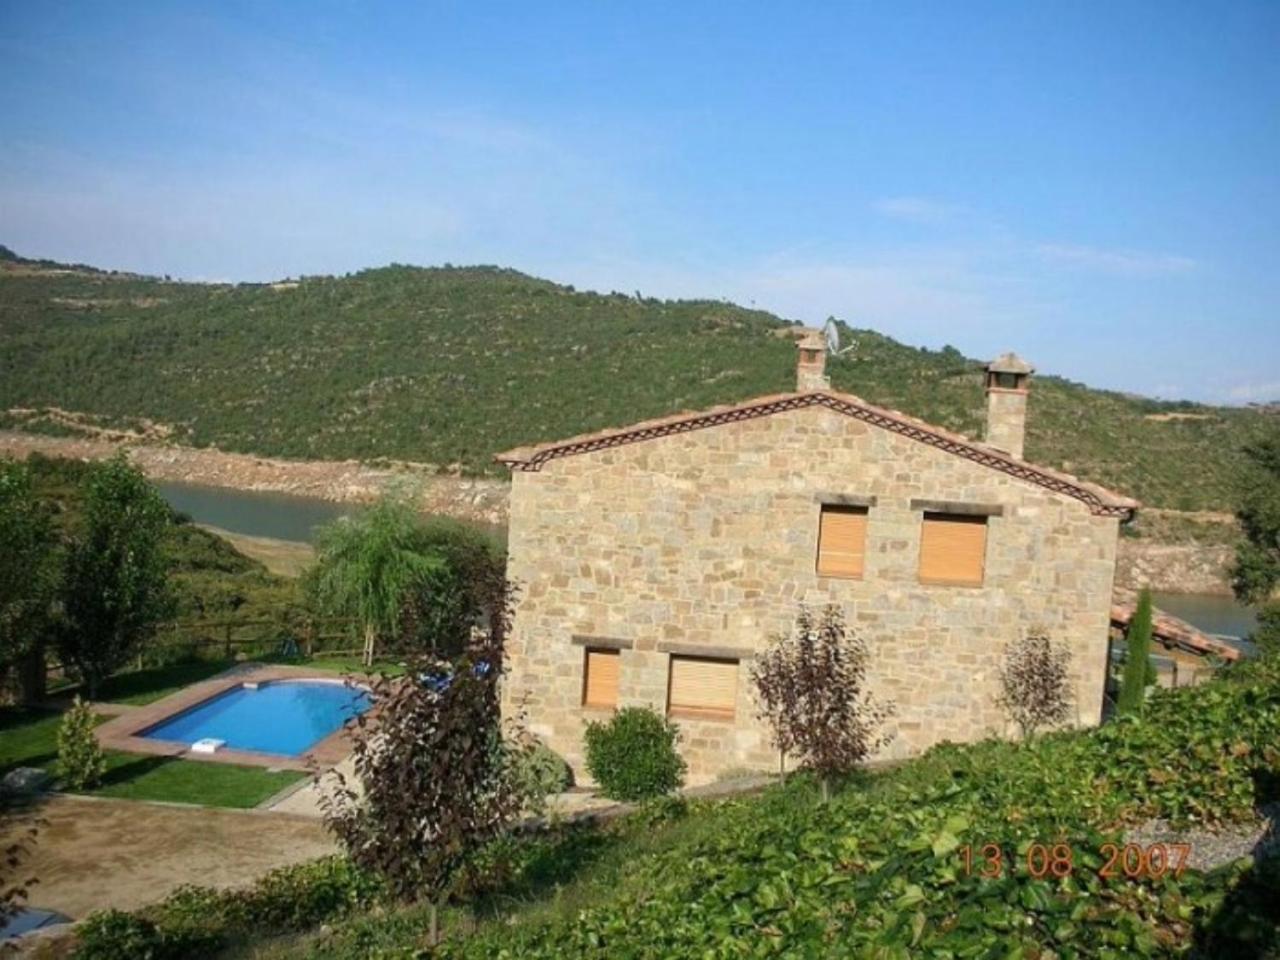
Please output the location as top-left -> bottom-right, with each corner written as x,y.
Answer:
668,708 -> 735,724
918,578 -> 985,589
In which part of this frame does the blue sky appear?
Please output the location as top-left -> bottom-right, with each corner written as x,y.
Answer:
2,2 -> 1277,404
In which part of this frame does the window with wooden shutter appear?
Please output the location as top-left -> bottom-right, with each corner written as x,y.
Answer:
816,504 -> 868,579
918,512 -> 988,586
582,648 -> 620,709
667,655 -> 737,721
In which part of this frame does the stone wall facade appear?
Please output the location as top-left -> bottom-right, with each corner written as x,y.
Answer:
503,404 -> 1122,783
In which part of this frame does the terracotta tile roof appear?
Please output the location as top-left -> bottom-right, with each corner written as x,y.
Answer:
1110,597 -> 1243,662
496,389 -> 1139,518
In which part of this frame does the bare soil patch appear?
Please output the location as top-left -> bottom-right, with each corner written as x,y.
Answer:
4,794 -> 334,918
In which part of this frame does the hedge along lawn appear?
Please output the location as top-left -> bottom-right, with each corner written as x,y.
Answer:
0,706 -> 304,809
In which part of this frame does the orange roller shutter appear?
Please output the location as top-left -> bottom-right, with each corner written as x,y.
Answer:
582,649 -> 620,708
918,513 -> 987,586
816,505 -> 868,578
668,656 -> 737,721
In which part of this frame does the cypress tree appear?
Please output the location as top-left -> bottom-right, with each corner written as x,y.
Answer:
1117,588 -> 1154,716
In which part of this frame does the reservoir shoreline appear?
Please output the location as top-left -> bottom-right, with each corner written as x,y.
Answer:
0,429 -> 508,526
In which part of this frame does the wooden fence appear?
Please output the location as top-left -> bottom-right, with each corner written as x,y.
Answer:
147,615 -> 362,663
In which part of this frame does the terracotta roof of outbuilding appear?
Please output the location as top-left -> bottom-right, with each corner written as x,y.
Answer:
495,388 -> 1139,518
1110,597 -> 1242,662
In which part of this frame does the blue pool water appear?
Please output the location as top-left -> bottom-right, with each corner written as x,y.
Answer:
142,680 -> 372,757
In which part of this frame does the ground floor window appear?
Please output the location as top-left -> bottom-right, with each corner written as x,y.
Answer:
582,648 -> 620,709
667,655 -> 738,722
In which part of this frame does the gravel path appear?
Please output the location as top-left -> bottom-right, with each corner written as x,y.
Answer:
1126,803 -> 1279,872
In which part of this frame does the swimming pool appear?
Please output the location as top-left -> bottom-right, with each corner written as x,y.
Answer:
141,680 -> 372,757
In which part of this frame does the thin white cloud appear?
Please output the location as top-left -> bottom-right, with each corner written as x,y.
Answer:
1224,381 -> 1280,403
872,196 -> 960,224
1036,243 -> 1197,276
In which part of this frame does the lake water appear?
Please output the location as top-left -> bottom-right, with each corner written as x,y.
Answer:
157,481 -> 351,543
1150,591 -> 1257,640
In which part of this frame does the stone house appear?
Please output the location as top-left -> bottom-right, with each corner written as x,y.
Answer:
497,335 -> 1138,782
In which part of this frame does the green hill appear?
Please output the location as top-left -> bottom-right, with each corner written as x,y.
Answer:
1,251 -> 1273,511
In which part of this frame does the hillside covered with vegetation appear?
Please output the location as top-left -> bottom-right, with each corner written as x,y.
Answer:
1,248 -> 1273,511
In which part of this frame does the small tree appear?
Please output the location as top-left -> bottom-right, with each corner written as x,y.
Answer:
305,498 -> 447,665
997,632 -> 1073,738
1117,588 -> 1155,716
57,696 -> 106,789
0,460 -> 60,703
752,605 -> 894,802
319,579 -> 524,946
54,457 -> 173,698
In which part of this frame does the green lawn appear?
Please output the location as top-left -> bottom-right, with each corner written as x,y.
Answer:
91,752 -> 303,807
0,701 -> 304,810
97,658 -> 239,705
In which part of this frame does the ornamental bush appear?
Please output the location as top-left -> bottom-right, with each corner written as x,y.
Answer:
508,739 -> 574,815
57,696 -> 105,790
584,707 -> 686,801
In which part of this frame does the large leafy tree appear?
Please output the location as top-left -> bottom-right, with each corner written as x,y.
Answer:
320,578 -> 524,946
752,605 -> 894,802
54,456 -> 173,697
0,460 -> 60,700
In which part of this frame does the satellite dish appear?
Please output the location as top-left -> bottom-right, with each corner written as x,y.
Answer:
823,317 -> 856,357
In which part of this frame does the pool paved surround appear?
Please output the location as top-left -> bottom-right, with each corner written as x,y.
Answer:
93,663 -> 374,772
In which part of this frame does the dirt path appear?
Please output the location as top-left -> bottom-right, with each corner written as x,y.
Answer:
4,795 -> 335,918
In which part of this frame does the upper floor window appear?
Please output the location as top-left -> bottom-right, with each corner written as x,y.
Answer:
918,512 -> 987,587
816,504 -> 868,579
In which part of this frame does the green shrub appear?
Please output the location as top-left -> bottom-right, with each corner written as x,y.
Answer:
57,696 -> 105,789
509,739 -> 573,814
583,707 -> 685,801
235,856 -> 384,929
74,910 -> 167,960
71,858 -> 384,959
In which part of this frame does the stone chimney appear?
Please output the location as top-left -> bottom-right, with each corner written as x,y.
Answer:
796,329 -> 829,391
983,352 -> 1034,458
